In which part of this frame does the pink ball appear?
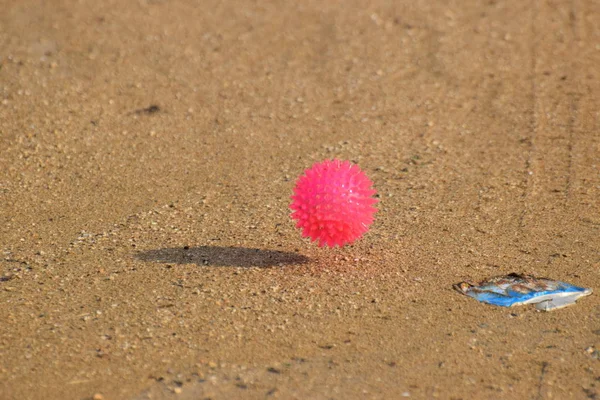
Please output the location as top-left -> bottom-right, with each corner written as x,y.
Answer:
290,159 -> 378,247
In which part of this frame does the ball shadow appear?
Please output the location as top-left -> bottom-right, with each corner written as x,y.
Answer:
136,246 -> 309,268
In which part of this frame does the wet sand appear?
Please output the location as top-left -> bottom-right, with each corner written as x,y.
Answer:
1,1 -> 599,399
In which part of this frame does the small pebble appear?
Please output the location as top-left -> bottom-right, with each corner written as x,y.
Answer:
93,394 -> 104,400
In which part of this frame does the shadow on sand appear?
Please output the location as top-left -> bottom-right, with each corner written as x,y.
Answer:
136,246 -> 309,268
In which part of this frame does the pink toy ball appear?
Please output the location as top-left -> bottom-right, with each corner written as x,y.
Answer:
290,159 -> 378,247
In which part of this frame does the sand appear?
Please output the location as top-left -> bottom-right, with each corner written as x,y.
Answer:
1,0 -> 599,399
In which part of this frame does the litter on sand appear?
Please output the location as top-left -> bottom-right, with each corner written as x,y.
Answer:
454,273 -> 593,311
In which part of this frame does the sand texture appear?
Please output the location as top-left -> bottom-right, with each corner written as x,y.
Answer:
1,0 -> 599,399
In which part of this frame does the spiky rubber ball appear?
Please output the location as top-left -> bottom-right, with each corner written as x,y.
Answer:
290,159 -> 378,247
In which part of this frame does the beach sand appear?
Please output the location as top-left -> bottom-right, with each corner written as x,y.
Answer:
1,1 -> 599,398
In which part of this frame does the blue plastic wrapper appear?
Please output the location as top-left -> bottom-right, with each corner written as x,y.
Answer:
454,273 -> 592,311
